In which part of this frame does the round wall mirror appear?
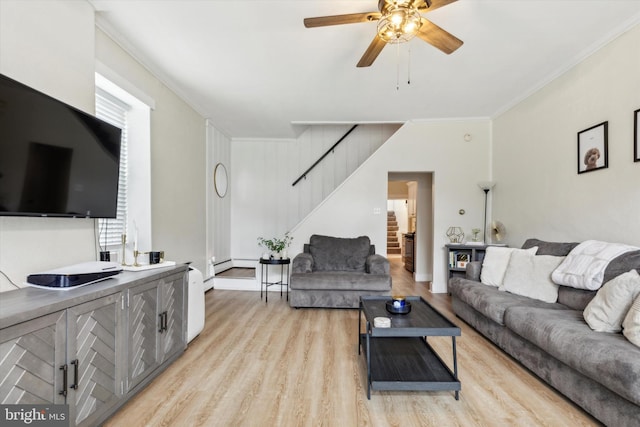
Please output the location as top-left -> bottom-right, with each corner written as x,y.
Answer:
214,163 -> 228,198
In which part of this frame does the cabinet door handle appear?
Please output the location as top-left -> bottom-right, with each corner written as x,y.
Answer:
162,311 -> 168,331
163,311 -> 168,332
158,311 -> 169,332
59,364 -> 68,397
70,359 -> 79,390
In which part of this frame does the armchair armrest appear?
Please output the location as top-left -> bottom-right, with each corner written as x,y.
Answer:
292,253 -> 313,273
366,254 -> 389,275
466,261 -> 482,281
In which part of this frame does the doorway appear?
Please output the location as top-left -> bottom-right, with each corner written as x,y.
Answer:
388,172 -> 434,286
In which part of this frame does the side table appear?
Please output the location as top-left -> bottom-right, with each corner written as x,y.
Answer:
259,258 -> 290,303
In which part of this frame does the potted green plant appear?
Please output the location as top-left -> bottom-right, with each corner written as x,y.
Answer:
257,232 -> 293,259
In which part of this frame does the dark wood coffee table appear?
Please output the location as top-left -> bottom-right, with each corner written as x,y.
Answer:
358,296 -> 461,399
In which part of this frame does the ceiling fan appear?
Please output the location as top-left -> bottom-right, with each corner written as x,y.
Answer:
304,0 -> 463,67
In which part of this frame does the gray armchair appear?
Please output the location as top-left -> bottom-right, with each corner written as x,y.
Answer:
289,235 -> 392,308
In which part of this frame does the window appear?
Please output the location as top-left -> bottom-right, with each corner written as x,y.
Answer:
96,88 -> 130,249
95,70 -> 152,255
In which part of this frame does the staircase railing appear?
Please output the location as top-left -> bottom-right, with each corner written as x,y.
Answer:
291,124 -> 358,186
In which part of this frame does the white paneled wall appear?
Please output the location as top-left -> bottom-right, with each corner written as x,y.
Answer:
206,122 -> 231,276
230,124 -> 400,259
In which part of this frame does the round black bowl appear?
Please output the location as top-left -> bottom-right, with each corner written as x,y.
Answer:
385,300 -> 412,314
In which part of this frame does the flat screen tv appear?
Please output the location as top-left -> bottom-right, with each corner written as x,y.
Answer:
0,73 -> 122,218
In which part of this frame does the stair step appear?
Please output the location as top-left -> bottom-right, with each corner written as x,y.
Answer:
387,226 -> 398,232
387,242 -> 400,248
387,248 -> 402,254
387,220 -> 397,226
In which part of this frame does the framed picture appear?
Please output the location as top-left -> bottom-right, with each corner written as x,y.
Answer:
577,121 -> 608,174
635,109 -> 639,162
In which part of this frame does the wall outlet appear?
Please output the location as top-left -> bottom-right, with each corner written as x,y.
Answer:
373,207 -> 381,215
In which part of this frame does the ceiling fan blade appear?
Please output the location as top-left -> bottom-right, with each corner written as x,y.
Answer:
357,36 -> 387,67
419,0 -> 458,12
304,12 -> 381,28
416,19 -> 463,54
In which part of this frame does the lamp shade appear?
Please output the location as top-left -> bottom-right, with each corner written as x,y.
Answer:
477,181 -> 496,191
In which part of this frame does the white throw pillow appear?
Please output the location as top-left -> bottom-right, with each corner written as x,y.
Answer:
622,294 -> 640,347
480,246 -> 537,288
583,270 -> 640,333
501,251 -> 564,303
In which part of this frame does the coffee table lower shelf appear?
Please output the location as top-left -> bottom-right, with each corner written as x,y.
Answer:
360,335 -> 460,399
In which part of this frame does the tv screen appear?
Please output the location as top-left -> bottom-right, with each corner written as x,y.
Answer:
0,73 -> 122,218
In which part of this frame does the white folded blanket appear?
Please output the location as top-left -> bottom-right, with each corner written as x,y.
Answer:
551,240 -> 639,290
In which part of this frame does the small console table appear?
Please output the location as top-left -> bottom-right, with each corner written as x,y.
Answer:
259,258 -> 290,303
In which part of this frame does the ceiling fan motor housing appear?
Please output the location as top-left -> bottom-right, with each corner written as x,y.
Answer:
378,0 -> 428,14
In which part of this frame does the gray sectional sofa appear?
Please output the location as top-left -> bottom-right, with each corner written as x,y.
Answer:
289,235 -> 391,308
449,239 -> 640,427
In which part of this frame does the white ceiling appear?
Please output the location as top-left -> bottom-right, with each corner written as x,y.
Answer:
89,0 -> 640,139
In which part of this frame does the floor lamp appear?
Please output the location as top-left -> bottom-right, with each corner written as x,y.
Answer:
478,181 -> 495,243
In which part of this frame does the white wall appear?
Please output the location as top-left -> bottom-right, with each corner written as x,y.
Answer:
0,0 -> 97,291
95,29 -> 208,274
290,120 -> 492,293
230,124 -> 399,259
493,24 -> 640,247
0,1 -> 210,292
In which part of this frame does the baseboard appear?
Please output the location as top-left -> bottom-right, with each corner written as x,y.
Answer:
213,259 -> 234,274
211,258 -> 261,291
414,272 -> 432,282
209,258 -> 292,292
232,258 -> 260,268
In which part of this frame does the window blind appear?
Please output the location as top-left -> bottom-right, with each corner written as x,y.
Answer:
96,88 -> 130,249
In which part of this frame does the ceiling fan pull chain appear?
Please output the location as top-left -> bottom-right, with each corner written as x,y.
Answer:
396,42 -> 400,91
408,44 -> 412,85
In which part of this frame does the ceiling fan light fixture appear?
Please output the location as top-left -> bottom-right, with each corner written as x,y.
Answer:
376,6 -> 422,44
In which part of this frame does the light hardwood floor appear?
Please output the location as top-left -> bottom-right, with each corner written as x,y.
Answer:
105,257 -> 600,426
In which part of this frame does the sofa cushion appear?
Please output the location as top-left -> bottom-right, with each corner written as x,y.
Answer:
623,294 -> 640,347
289,272 -> 390,291
504,306 -> 640,406
448,278 -> 562,325
522,238 -> 579,256
480,246 -> 537,288
309,235 -> 370,272
603,250 -> 640,284
501,251 -> 564,303
557,286 -> 596,311
583,270 -> 640,333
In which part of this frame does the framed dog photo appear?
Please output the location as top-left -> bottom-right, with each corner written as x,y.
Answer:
634,109 -> 639,162
577,121 -> 608,174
